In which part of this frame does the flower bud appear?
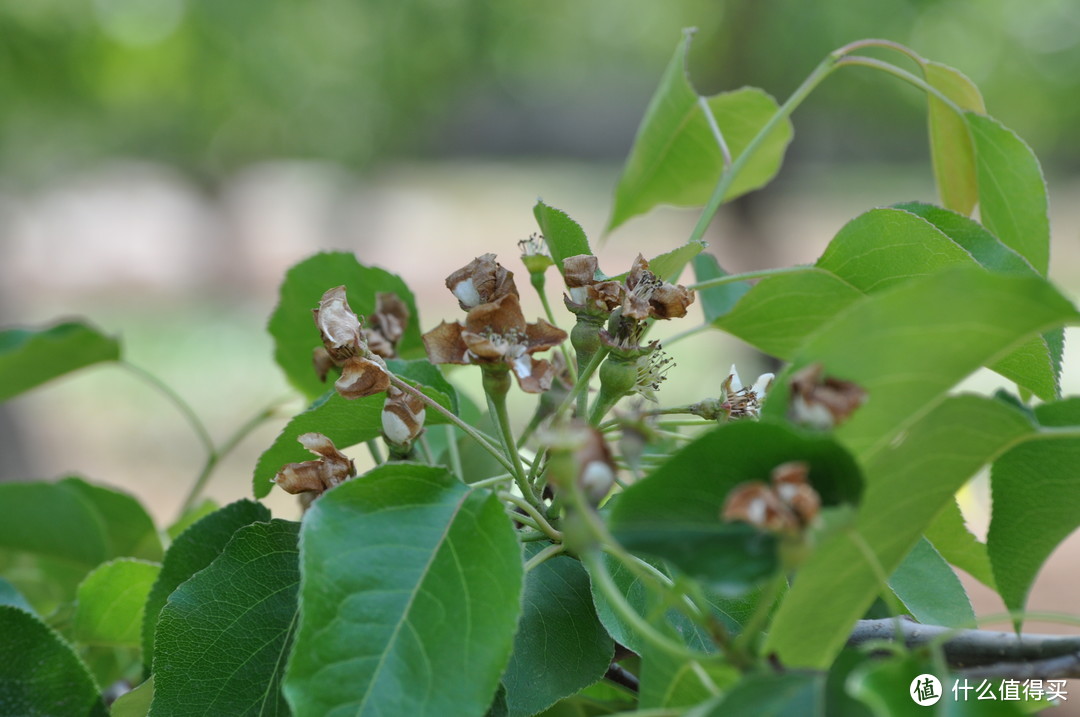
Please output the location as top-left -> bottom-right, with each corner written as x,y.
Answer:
381,385 -> 426,448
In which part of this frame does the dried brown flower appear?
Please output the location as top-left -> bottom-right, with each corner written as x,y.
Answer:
272,432 -> 355,496
721,461 -> 819,534
381,385 -> 426,447
622,254 -> 695,321
363,292 -> 410,359
788,363 -> 867,430
311,286 -> 391,399
445,253 -> 519,310
422,293 -> 567,393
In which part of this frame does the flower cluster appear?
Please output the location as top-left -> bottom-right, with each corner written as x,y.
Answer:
721,461 -> 820,535
423,255 -> 568,393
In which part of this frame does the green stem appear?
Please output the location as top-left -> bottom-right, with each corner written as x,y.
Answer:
366,440 -> 385,465
122,360 -> 214,456
469,473 -> 514,490
389,374 -> 516,477
524,542 -> 566,572
499,491 -> 562,542
417,433 -> 435,464
445,424 -> 463,479
835,56 -> 964,114
178,401 -> 280,517
558,347 -> 608,419
484,370 -> 538,504
581,551 -> 709,662
688,53 -> 840,245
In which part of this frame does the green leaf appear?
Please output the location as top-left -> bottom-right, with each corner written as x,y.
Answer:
75,559 -> 160,648
588,552 -> 755,659
692,253 -> 751,323
888,538 -> 973,628
253,362 -> 454,499
387,358 -> 459,416
268,252 -> 424,399
150,520 -> 298,717
644,241 -> 705,283
989,398 -> 1080,618
284,464 -> 523,717
0,481 -> 110,569
695,672 -> 822,716
764,268 -> 1076,459
501,543 -> 613,717
893,201 -> 1062,398
60,478 -> 163,562
0,605 -> 108,716
922,61 -> 985,215
607,33 -> 792,232
713,268 -> 863,359
534,200 -> 591,272
111,677 -> 154,717
165,499 -> 218,541
0,320 -> 120,403
765,395 -> 1035,669
638,650 -> 737,710
0,576 -> 35,614
967,113 -> 1050,276
609,422 -> 862,594
890,202 -> 1033,277
141,499 -> 269,673
925,498 -> 995,590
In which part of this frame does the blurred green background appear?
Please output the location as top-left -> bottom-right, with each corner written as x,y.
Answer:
3,0 -> 1079,178
3,0 -> 1080,645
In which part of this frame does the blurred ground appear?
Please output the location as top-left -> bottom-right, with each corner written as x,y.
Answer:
3,159 -> 1080,709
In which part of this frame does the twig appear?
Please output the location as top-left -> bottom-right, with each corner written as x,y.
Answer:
604,662 -> 640,694
849,617 -> 1080,676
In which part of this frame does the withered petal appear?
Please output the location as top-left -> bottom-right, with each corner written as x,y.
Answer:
272,461 -> 329,495
336,355 -> 391,399
315,286 -> 363,358
625,254 -> 651,291
525,318 -> 568,353
372,292 -> 410,345
445,253 -> 519,310
381,385 -> 426,445
464,293 -> 527,336
462,331 -> 512,360
313,347 -> 335,383
363,328 -> 396,359
513,356 -> 556,393
563,255 -> 600,288
650,283 -> 695,319
422,321 -> 471,365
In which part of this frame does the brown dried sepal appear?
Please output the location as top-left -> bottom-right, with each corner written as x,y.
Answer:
272,432 -> 356,496
313,286 -> 363,362
313,347 -> 335,383
336,355 -> 391,399
382,385 -> 426,447
364,292 -> 410,359
789,363 -> 868,430
445,253 -> 519,310
721,461 -> 820,534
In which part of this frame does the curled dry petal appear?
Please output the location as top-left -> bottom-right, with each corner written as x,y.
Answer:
314,286 -> 363,361
770,461 -> 820,526
364,292 -> 410,358
649,283 -> 694,319
423,321 -> 470,364
445,253 -> 519,310
272,432 -> 356,496
722,481 -> 797,533
788,363 -> 867,430
336,355 -> 391,399
382,385 -> 426,446
312,347 -> 335,383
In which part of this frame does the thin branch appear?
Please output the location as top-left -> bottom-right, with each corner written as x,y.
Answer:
850,617 -> 1080,676
604,662 -> 640,694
